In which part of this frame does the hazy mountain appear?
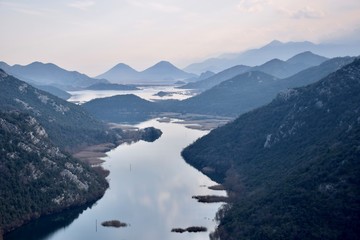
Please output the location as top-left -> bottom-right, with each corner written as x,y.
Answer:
181,51 -> 327,90
96,63 -> 139,83
276,56 -> 355,89
182,58 -> 360,239
1,61 -> 107,90
286,50 -> 328,67
252,52 -> 328,78
97,61 -> 196,84
176,71 -> 279,116
180,65 -> 251,90
176,56 -> 354,117
184,40 -> 351,74
85,83 -> 139,91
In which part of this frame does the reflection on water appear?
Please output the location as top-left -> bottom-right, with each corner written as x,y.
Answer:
6,119 -> 225,240
5,203 -> 94,240
68,85 -> 196,104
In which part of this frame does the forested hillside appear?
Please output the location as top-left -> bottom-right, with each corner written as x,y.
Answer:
0,111 -> 108,235
0,69 -> 117,152
182,58 -> 360,239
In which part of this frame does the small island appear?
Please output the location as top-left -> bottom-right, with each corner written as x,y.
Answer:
192,195 -> 229,203
101,220 -> 127,228
171,226 -> 207,233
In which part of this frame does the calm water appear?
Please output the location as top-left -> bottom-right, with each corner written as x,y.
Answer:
68,85 -> 196,104
6,119 -> 225,240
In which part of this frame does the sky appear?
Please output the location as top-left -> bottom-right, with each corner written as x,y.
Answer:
0,0 -> 360,76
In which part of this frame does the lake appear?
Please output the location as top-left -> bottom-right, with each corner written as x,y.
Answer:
6,118 -> 226,240
68,85 -> 197,104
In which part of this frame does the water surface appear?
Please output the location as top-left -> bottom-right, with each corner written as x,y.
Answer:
6,119 -> 225,240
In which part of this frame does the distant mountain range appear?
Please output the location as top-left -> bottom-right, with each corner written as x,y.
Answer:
83,56 -> 355,123
184,40 -> 357,74
181,58 -> 360,239
97,61 -> 196,84
181,51 -> 328,90
175,56 -> 354,117
0,61 -> 107,90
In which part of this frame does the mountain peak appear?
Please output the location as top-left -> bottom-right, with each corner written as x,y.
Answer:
286,51 -> 328,65
152,61 -> 176,68
266,40 -> 283,47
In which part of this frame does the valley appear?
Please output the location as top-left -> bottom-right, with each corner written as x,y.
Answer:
1,38 -> 359,240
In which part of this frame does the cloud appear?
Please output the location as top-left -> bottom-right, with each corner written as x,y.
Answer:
291,6 -> 325,19
67,1 -> 95,11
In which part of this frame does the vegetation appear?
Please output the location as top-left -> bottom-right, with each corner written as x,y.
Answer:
83,94 -> 162,123
0,111 -> 108,234
171,226 -> 207,233
182,58 -> 360,239
85,83 -> 139,91
0,69 -> 118,152
101,220 -> 127,228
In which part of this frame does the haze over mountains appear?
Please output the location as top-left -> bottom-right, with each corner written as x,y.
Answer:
181,51 -> 328,90
97,61 -> 196,84
184,40 -> 358,74
0,61 -> 107,91
83,56 -> 355,123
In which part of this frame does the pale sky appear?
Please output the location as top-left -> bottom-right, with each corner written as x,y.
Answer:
1,0 -> 360,76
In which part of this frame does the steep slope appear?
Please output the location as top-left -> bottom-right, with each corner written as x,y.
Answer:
96,63 -> 139,83
0,69 -> 115,151
2,61 -> 107,90
176,71 -> 279,116
0,111 -> 108,235
33,85 -> 72,100
182,58 -> 360,239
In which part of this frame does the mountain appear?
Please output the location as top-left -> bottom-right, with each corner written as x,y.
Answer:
96,63 -> 139,84
184,40 -> 352,74
141,61 -> 194,81
97,61 -> 196,84
85,83 -> 139,91
1,61 -> 107,90
175,71 -> 279,116
0,111 -> 108,235
83,94 -> 161,123
180,65 -> 251,90
182,58 -> 360,239
33,84 -> 72,100
253,51 -> 328,78
0,69 -> 116,151
286,51 -> 328,67
175,56 -> 354,117
181,52 -> 327,90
